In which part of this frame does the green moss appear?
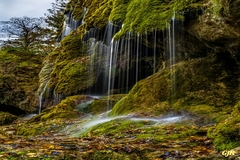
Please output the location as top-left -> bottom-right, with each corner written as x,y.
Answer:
72,2 -> 84,20
207,102 -> 240,150
109,0 -> 128,23
41,95 -> 85,121
82,150 -> 132,160
209,0 -> 240,19
28,95 -> 92,122
18,61 -> 38,68
0,49 -> 19,62
16,122 -> 48,136
211,0 -> 223,17
47,34 -> 99,95
111,57 -> 236,119
54,58 -> 96,94
0,112 -> 17,125
81,119 -> 152,137
81,118 -> 202,148
110,69 -> 171,116
66,0 -> 205,40
112,0 -> 204,38
60,34 -> 84,59
0,48 -> 42,112
75,0 -> 112,29
80,94 -> 126,115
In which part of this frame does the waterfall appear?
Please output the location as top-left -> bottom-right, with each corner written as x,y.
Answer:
107,40 -> 119,110
136,34 -> 139,82
167,12 -> 177,101
38,61 -> 53,113
38,80 -> 49,114
126,32 -> 131,92
53,92 -> 64,105
153,29 -> 157,73
61,9 -> 85,39
81,21 -> 158,109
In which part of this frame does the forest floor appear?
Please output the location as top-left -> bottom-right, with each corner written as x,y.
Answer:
0,114 -> 239,160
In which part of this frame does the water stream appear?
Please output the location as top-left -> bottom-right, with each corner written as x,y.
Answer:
61,111 -> 190,137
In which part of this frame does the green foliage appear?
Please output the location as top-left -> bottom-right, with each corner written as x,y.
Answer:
45,0 -> 67,40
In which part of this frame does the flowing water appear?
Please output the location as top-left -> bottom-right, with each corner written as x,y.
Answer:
38,80 -> 49,114
61,111 -> 190,137
40,10 -> 181,114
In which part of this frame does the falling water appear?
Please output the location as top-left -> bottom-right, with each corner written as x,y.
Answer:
107,40 -> 114,96
136,34 -> 139,82
153,29 -> 157,73
60,9 -> 86,40
38,60 -> 53,114
107,40 -> 119,110
53,91 -> 64,105
38,80 -> 49,114
172,12 -> 176,96
126,32 -> 131,92
167,12 -> 177,101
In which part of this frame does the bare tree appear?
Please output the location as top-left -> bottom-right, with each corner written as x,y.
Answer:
0,16 -> 53,54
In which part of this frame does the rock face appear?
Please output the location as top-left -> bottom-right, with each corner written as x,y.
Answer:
110,56 -> 237,115
35,0 -> 240,150
0,48 -> 42,113
41,0 -> 240,103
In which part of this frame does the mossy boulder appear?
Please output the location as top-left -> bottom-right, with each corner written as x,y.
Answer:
78,94 -> 126,115
0,48 -> 43,112
43,34 -> 102,98
207,101 -> 240,150
29,95 -> 94,122
111,57 -> 237,119
0,112 -> 17,125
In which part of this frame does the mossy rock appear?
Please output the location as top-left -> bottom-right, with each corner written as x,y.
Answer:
79,117 -> 209,159
207,101 -> 240,150
111,57 -> 237,119
17,121 -> 49,136
0,112 -> 17,125
46,34 -> 100,95
78,94 -> 126,115
68,0 -> 205,39
28,95 -> 95,123
0,48 -> 42,112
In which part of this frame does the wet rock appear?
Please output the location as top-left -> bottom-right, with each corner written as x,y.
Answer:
51,151 -> 60,156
